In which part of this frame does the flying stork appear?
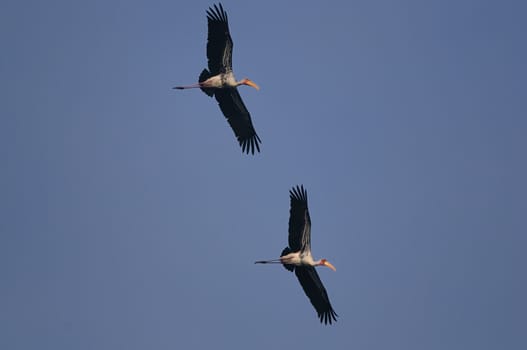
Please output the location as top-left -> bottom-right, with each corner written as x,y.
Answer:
255,185 -> 338,325
174,3 -> 261,154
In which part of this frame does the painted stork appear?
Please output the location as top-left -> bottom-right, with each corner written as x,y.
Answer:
174,3 -> 261,154
255,185 -> 338,325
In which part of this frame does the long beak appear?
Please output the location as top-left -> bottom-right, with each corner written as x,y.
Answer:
244,79 -> 260,90
323,260 -> 337,271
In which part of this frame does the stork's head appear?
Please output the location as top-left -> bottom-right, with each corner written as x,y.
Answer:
320,259 -> 336,271
241,78 -> 260,90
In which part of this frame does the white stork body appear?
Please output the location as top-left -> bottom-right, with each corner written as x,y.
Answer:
279,250 -> 304,266
279,250 -> 334,270
201,73 -> 227,88
198,71 -> 257,90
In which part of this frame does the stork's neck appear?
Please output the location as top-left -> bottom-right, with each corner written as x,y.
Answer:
314,259 -> 329,267
300,253 -> 317,266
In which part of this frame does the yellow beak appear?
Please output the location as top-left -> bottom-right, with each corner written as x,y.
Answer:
323,260 -> 337,271
244,79 -> 260,90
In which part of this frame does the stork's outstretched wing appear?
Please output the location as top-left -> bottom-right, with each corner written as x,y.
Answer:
288,185 -> 311,252
295,266 -> 338,325
206,3 -> 233,75
214,88 -> 261,154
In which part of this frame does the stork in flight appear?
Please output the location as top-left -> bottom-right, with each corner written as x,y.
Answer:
174,3 -> 261,155
255,185 -> 338,325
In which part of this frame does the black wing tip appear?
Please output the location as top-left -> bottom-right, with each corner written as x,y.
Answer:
290,185 -> 308,202
319,308 -> 339,325
206,3 -> 228,23
239,133 -> 262,155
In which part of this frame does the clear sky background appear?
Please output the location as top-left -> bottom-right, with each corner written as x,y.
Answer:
1,0 -> 526,349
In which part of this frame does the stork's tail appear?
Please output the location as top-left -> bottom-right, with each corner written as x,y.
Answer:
199,69 -> 214,97
280,247 -> 295,272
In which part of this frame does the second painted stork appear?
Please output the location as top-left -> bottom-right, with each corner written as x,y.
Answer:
255,185 -> 338,325
174,3 -> 261,154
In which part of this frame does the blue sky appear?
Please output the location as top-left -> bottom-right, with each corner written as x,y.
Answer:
1,0 -> 526,349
